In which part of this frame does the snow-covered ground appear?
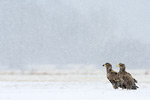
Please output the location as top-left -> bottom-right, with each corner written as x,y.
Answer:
0,69 -> 150,100
0,82 -> 150,100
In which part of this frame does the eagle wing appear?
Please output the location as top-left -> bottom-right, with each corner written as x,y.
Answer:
126,72 -> 138,83
122,72 -> 138,89
107,71 -> 121,89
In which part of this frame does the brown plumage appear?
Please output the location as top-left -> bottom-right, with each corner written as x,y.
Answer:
117,63 -> 139,90
103,63 -> 121,89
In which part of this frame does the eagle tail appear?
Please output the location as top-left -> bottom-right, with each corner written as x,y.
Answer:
134,79 -> 138,83
131,85 -> 139,90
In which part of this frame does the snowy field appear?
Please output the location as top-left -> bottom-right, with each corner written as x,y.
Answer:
0,69 -> 150,100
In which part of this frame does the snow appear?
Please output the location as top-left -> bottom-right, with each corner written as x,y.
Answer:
0,82 -> 150,100
0,70 -> 150,100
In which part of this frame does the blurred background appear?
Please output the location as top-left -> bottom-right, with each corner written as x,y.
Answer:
0,0 -> 150,71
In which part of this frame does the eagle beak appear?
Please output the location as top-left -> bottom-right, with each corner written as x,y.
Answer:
103,64 -> 106,67
116,65 -> 120,67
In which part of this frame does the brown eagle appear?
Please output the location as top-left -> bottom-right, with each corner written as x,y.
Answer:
103,62 -> 121,89
117,63 -> 138,90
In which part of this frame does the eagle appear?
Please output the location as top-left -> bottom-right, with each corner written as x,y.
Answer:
116,63 -> 139,90
103,62 -> 121,89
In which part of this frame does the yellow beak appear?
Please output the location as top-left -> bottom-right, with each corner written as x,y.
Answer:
116,65 -> 120,67
103,64 -> 106,67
